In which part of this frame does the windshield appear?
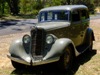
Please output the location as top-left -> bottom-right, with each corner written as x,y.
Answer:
39,10 -> 69,22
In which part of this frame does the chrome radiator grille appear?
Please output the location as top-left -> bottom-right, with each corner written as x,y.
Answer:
31,28 -> 46,56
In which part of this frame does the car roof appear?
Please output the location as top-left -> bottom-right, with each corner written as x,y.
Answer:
40,5 -> 88,12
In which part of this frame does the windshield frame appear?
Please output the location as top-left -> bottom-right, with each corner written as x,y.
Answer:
38,10 -> 70,23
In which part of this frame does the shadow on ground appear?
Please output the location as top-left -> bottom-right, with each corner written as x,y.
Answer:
0,20 -> 20,28
0,19 -> 36,29
10,49 -> 97,75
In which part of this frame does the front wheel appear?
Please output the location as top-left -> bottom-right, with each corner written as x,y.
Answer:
58,46 -> 74,71
11,60 -> 27,69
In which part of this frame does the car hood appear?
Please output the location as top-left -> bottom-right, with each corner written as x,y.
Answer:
36,22 -> 70,31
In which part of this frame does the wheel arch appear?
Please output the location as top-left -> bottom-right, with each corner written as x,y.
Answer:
43,38 -> 79,60
84,28 -> 95,44
57,42 -> 77,71
91,31 -> 95,41
68,44 -> 76,57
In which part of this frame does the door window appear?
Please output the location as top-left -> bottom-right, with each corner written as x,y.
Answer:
81,9 -> 89,20
72,10 -> 80,22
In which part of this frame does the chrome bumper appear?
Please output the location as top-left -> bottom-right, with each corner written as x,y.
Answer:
7,54 -> 60,66
7,54 -> 31,65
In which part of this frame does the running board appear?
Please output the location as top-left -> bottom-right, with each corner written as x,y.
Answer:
76,45 -> 89,53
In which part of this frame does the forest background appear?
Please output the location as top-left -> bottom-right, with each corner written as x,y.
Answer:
0,0 -> 100,18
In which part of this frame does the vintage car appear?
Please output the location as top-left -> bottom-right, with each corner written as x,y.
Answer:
7,5 -> 95,71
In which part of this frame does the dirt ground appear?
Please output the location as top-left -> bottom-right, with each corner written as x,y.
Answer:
0,32 -> 29,75
0,19 -> 100,75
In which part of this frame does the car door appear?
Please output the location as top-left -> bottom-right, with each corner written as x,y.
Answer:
80,9 -> 90,44
69,9 -> 83,46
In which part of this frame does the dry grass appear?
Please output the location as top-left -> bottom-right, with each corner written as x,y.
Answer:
75,19 -> 100,75
0,19 -> 100,75
0,32 -> 29,75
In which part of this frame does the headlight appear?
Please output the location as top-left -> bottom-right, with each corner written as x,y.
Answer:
23,34 -> 31,44
46,35 -> 54,44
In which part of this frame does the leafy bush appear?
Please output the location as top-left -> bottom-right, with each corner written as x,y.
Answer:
32,10 -> 38,15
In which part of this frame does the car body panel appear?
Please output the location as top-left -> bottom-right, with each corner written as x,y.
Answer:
8,5 -> 95,67
37,22 -> 70,31
39,5 -> 87,13
8,37 -> 79,66
9,39 -> 31,63
37,21 -> 84,46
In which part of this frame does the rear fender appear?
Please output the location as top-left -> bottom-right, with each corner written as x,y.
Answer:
43,38 -> 79,60
84,28 -> 95,44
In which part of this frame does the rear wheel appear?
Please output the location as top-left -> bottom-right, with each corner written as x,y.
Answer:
58,46 -> 74,71
88,35 -> 93,51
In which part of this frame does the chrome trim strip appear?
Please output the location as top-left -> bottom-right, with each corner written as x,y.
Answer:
7,54 -> 60,66
32,57 -> 60,66
7,54 -> 30,66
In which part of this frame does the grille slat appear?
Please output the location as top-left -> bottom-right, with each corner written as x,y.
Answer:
31,28 -> 46,56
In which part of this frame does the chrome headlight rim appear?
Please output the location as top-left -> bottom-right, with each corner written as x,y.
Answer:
46,34 -> 54,44
23,34 -> 31,44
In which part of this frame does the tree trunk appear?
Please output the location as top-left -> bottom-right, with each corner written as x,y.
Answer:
6,0 -> 19,15
0,0 -> 5,16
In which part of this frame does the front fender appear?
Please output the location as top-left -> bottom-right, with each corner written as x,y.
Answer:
9,39 -> 31,63
43,38 -> 79,60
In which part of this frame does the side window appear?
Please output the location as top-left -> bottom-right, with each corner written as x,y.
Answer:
54,11 -> 69,20
72,10 -> 80,22
81,9 -> 89,20
47,12 -> 53,20
40,13 -> 45,21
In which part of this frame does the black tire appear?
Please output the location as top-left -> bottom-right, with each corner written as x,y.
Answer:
88,35 -> 93,51
11,60 -> 26,69
58,46 -> 74,71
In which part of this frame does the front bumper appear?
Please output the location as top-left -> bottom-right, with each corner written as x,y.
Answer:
7,54 -> 59,66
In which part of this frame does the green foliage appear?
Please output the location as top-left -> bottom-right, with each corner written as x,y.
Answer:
20,0 -> 28,14
44,0 -> 68,7
0,0 -> 99,18
44,0 -> 60,7
88,4 -> 95,14
32,10 -> 39,15
75,0 -> 96,14
0,0 -> 5,16
20,0 -> 43,15
0,3 -> 2,16
94,0 -> 100,6
0,0 -> 10,17
6,0 -> 20,15
51,0 -> 62,6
